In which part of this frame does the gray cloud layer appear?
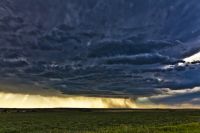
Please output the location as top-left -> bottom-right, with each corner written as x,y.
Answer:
0,0 -> 200,107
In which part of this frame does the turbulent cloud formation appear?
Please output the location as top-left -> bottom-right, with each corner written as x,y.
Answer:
0,83 -> 197,109
0,91 -> 136,108
0,83 -> 136,108
0,0 -> 200,108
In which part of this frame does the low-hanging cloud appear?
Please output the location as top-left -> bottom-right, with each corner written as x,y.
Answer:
0,83 -> 200,109
0,83 -> 137,108
136,87 -> 200,108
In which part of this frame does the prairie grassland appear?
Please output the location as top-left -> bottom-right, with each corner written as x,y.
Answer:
0,109 -> 200,133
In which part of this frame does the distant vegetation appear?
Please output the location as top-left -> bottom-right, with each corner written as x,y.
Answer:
0,109 -> 200,133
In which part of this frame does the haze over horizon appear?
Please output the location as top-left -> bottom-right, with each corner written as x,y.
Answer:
0,0 -> 200,108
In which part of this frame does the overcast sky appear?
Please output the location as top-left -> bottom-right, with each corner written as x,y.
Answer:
0,0 -> 200,108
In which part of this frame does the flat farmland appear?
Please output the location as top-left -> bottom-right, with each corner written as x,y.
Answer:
0,109 -> 200,133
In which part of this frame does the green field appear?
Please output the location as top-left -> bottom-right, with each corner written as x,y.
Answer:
0,109 -> 200,133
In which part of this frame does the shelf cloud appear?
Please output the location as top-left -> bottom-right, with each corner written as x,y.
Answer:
0,0 -> 200,108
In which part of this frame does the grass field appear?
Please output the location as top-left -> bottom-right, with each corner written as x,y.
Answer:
0,109 -> 200,133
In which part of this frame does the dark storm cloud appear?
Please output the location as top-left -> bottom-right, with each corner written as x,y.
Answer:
88,39 -> 176,58
148,87 -> 200,105
103,54 -> 180,65
0,0 -> 200,107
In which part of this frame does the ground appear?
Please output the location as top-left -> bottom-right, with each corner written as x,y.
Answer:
0,109 -> 200,133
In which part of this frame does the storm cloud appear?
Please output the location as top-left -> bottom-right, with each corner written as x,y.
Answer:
0,0 -> 200,108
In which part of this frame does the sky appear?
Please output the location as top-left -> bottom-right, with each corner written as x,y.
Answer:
0,0 -> 200,108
